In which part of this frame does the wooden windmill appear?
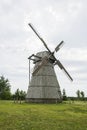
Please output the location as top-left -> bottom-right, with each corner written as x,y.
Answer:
26,23 -> 73,103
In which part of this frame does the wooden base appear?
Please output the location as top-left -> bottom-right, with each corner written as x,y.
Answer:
26,98 -> 62,103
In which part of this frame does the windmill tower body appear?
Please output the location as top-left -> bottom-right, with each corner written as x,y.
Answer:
26,51 -> 62,103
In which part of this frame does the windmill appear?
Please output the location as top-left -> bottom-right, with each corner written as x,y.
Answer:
26,23 -> 73,103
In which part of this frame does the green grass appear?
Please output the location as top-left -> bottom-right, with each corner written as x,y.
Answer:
0,101 -> 87,130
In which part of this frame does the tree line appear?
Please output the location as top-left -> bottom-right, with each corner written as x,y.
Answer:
0,75 -> 26,100
62,89 -> 86,101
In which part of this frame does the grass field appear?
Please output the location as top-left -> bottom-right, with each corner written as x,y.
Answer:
0,101 -> 87,130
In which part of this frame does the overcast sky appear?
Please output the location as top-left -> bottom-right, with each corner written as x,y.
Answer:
0,0 -> 87,96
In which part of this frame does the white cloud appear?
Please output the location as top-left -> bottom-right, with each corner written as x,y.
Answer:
57,48 -> 87,61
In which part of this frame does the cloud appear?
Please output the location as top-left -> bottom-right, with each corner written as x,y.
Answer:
57,48 -> 87,61
0,0 -> 87,96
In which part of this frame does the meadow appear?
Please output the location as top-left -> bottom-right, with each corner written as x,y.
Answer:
0,100 -> 87,130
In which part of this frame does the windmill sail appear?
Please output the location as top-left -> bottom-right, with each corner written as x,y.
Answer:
32,56 -> 48,75
28,23 -> 52,53
56,60 -> 73,81
55,41 -> 64,52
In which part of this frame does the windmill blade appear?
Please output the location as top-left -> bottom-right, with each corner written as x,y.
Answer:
32,56 -> 48,75
29,23 -> 41,40
55,41 -> 64,52
28,23 -> 52,53
56,60 -> 73,81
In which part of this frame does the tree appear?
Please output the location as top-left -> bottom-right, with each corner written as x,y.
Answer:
0,75 -> 11,100
13,88 -> 26,103
20,90 -> 26,100
15,88 -> 20,101
62,89 -> 67,100
80,91 -> 85,100
76,90 -> 80,99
